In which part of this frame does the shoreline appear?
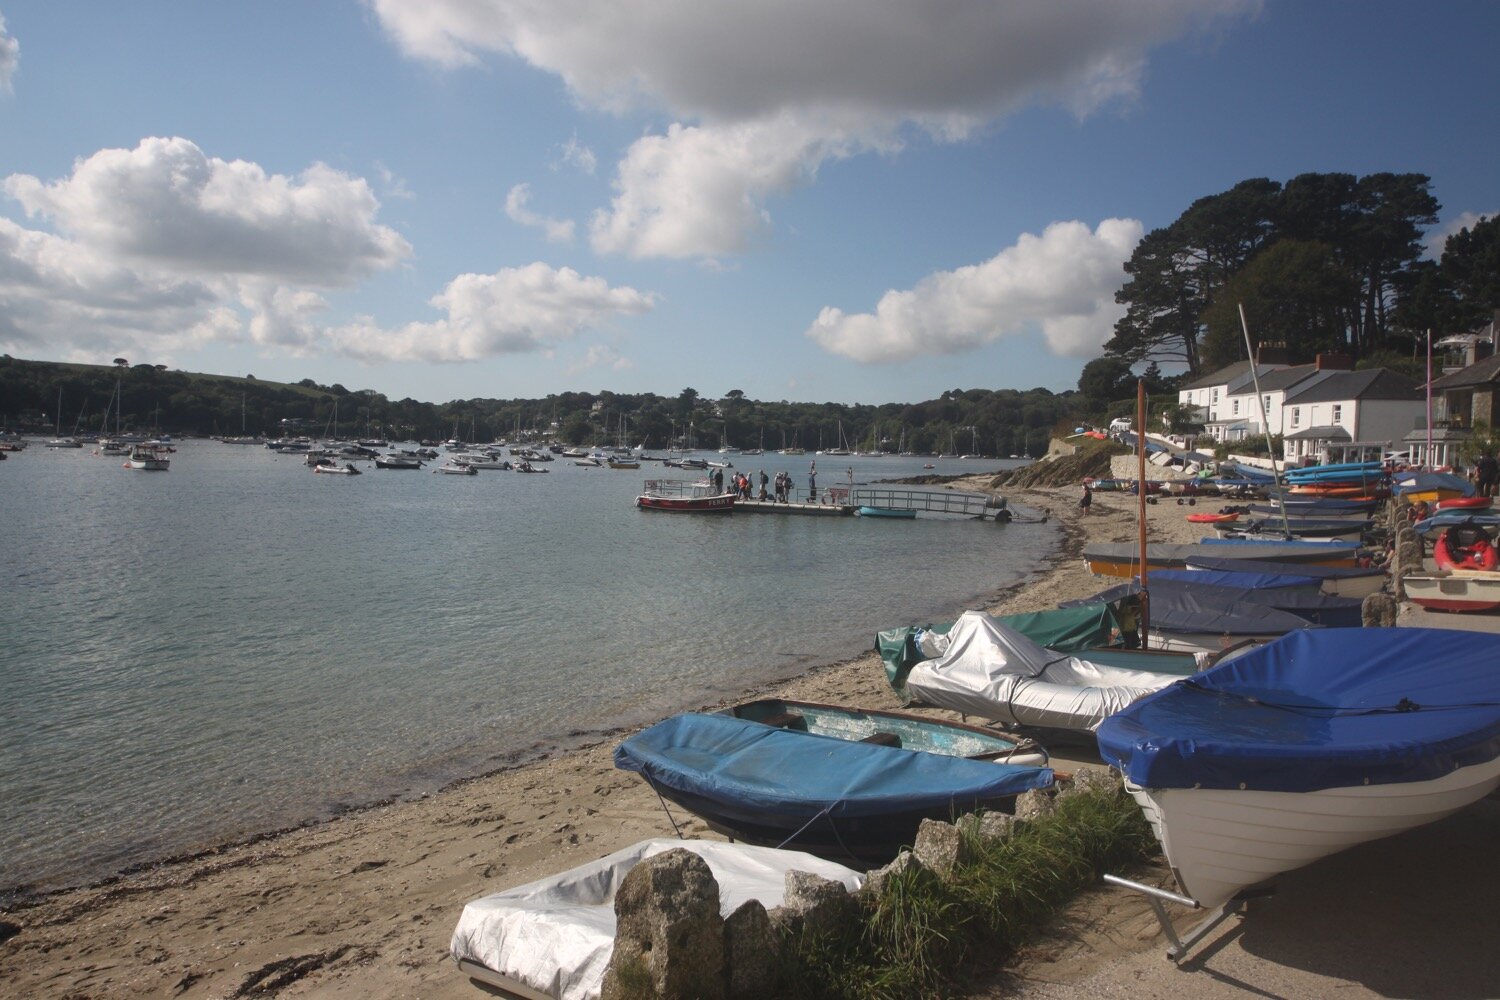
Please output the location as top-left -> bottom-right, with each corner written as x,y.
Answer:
0,484 -> 1179,998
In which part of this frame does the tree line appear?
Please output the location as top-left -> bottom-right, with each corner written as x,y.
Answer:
0,357 -> 1080,458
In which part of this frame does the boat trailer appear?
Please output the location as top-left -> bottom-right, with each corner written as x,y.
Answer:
1103,873 -> 1275,963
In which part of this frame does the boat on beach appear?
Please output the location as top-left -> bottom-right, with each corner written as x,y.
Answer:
1181,555 -> 1387,598
635,478 -> 735,512
723,698 -> 1048,767
1403,570 -> 1500,612
1083,540 -> 1362,577
1098,627 -> 1500,911
614,711 -> 1054,865
451,838 -> 863,1000
901,611 -> 1194,734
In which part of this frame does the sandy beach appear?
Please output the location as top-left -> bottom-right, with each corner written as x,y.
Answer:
3,482 -> 1496,999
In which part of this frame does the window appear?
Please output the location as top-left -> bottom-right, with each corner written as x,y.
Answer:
1291,407 -> 1300,428
1263,395 -> 1272,414
1332,403 -> 1343,424
1212,388 -> 1220,403
1232,399 -> 1239,415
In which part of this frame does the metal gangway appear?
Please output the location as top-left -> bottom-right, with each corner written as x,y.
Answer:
848,486 -> 1010,519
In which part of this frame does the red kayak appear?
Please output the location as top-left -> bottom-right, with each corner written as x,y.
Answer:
1435,496 -> 1493,511
1186,512 -> 1239,523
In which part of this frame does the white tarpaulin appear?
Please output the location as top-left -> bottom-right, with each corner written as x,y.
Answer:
451,838 -> 863,1000
906,611 -> 1183,732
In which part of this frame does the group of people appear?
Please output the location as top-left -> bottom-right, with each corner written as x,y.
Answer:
710,467 -> 809,503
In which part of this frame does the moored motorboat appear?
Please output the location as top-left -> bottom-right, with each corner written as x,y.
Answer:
435,461 -> 479,475
375,452 -> 423,469
614,711 -> 1053,865
1098,627 -> 1500,910
124,443 -> 170,470
635,478 -> 734,512
313,462 -> 362,475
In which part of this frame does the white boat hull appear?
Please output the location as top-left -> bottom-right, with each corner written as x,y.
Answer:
1128,754 -> 1500,909
1403,572 -> 1500,613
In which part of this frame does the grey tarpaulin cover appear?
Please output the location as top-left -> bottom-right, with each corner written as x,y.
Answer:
905,611 -> 1185,732
450,838 -> 862,1000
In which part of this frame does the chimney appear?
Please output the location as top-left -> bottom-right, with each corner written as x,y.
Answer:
1315,352 -> 1353,371
1256,341 -> 1289,366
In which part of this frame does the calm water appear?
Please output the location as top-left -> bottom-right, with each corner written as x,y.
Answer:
0,442 -> 1051,894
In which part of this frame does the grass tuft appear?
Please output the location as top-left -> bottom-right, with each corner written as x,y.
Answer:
776,783 -> 1157,1000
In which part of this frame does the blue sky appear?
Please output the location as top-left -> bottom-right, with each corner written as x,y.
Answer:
0,1 -> 1495,405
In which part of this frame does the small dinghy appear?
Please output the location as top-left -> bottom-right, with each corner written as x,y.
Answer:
724,698 -> 1047,766
1098,628 -> 1500,910
451,838 -> 862,1000
614,711 -> 1053,865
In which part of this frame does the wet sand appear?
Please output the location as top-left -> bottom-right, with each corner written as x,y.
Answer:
3,483 -> 1495,999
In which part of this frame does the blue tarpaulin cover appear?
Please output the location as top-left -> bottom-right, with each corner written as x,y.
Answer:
1411,511 -> 1500,535
1200,536 -> 1360,548
1182,556 -> 1384,582
615,713 -> 1052,817
1064,581 -> 1321,635
1393,471 -> 1476,497
1150,568 -> 1320,591
1097,628 -> 1500,793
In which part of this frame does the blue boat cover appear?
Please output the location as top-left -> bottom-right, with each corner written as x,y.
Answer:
1220,462 -> 1275,482
1200,536 -> 1360,548
1183,556 -> 1384,581
1151,568 -> 1319,591
616,714 -> 1052,816
1063,582 -> 1318,635
1411,511 -> 1500,535
1393,471 -> 1476,497
1098,628 -> 1500,793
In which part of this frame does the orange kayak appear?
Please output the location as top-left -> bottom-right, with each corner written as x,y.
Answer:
1186,512 -> 1239,523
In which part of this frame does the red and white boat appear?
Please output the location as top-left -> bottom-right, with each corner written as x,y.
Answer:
1404,570 -> 1500,613
635,479 -> 735,513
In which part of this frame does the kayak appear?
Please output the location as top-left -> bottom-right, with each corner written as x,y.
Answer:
1186,512 -> 1238,523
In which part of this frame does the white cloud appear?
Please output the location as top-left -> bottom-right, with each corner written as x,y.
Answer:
5,137 -> 411,285
556,134 -> 597,175
370,0 -> 1258,258
807,218 -> 1142,363
376,162 -> 416,200
0,13 -> 17,93
1426,210 -> 1496,260
504,183 -> 576,243
327,262 -> 655,362
568,343 -> 635,374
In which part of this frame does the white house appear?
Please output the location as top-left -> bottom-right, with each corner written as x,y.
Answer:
1219,363 -> 1335,441
1177,361 -> 1279,437
1282,369 -> 1424,465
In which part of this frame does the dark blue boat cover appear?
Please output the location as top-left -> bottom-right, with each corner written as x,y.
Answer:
1182,556 -> 1384,581
1063,582 -> 1318,635
1151,568 -> 1319,591
1200,536 -> 1360,548
615,713 -> 1052,817
1098,628 -> 1500,793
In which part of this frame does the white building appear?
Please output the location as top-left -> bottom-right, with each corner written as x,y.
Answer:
1282,369 -> 1424,465
1176,361 -> 1279,438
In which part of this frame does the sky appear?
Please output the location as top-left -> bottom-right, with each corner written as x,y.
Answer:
0,1 -> 1496,406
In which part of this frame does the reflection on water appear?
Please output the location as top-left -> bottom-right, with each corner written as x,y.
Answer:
0,443 -> 1050,891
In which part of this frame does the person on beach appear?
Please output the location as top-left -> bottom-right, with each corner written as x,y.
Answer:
1079,482 -> 1093,513
1477,450 -> 1499,498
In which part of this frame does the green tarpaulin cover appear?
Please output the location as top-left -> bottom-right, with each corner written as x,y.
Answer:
877,603 -> 1120,699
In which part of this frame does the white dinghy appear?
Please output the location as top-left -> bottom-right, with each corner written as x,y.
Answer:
451,838 -> 862,1000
